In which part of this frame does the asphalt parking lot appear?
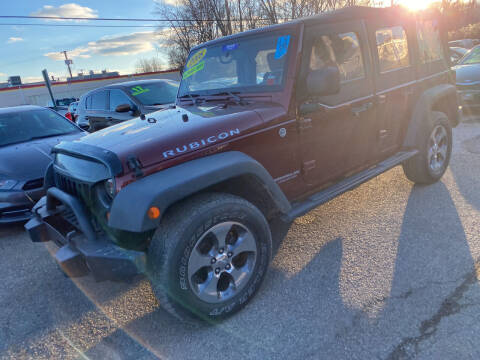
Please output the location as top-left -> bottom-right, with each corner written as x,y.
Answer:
1,120 -> 480,360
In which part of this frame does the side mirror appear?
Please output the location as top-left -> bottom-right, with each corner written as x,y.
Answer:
306,66 -> 341,97
115,104 -> 131,113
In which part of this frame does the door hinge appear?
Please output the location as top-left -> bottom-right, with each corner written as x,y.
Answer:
298,117 -> 312,132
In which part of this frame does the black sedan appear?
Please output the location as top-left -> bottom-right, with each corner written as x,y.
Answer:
454,45 -> 480,114
0,105 -> 85,223
76,79 -> 179,131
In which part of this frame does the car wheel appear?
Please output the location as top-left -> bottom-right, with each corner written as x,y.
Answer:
403,111 -> 452,184
147,193 -> 272,322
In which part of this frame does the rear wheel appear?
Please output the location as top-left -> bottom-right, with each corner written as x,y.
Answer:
147,193 -> 272,322
402,111 -> 452,184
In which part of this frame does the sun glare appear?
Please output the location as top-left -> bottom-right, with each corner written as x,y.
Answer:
395,0 -> 440,11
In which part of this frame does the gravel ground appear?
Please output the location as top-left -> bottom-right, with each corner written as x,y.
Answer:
1,120 -> 480,360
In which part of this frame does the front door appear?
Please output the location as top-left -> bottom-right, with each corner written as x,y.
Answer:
108,89 -> 135,125
298,21 -> 376,187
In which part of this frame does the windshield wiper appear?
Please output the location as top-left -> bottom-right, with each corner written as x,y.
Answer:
0,133 -> 73,147
178,93 -> 204,105
210,91 -> 246,106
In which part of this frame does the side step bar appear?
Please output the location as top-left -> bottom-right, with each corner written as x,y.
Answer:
283,150 -> 418,222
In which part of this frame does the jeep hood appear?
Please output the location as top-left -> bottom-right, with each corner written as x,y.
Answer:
78,102 -> 278,173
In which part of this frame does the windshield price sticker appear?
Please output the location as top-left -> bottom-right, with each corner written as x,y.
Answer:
187,48 -> 207,69
222,43 -> 239,52
131,86 -> 150,96
183,61 -> 205,79
275,35 -> 291,59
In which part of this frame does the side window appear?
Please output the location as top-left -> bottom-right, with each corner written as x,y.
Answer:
90,91 -> 107,110
375,26 -> 410,72
309,32 -> 365,82
417,21 -> 443,64
109,89 -> 132,111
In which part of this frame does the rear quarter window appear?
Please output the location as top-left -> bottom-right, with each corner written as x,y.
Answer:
417,20 -> 444,64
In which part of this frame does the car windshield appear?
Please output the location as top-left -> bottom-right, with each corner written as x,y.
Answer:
127,81 -> 179,105
178,32 -> 293,97
458,46 -> 480,65
0,108 -> 80,147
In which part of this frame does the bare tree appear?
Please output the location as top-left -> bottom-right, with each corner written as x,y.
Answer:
156,0 -> 374,68
135,57 -> 165,73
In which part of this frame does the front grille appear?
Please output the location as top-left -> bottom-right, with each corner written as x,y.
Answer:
54,172 -> 93,201
61,206 -> 81,229
22,178 -> 44,191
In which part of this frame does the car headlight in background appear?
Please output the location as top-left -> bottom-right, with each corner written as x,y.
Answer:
0,179 -> 18,191
104,178 -> 116,198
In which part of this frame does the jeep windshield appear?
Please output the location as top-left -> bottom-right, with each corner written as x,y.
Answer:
178,32 -> 293,98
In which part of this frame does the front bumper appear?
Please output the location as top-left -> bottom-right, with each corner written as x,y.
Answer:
0,188 -> 44,223
25,187 -> 146,281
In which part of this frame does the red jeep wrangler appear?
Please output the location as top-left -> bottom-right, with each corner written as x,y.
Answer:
26,6 -> 458,321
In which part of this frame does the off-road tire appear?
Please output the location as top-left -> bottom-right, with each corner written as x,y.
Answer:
402,111 -> 452,184
147,193 -> 272,322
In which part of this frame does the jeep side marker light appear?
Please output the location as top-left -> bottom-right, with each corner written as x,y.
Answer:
148,206 -> 161,219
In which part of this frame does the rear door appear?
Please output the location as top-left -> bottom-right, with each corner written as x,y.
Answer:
86,91 -> 109,130
368,20 -> 416,157
298,20 -> 377,187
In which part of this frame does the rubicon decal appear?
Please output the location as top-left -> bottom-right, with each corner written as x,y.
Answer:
162,129 -> 240,158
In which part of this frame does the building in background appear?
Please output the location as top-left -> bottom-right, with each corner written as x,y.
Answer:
0,69 -> 180,108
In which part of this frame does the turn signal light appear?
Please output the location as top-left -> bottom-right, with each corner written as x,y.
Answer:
147,206 -> 160,219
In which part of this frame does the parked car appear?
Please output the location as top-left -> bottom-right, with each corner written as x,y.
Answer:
26,6 -> 458,322
0,106 -> 85,223
76,79 -> 179,131
448,39 -> 480,49
47,97 -> 78,117
454,45 -> 480,113
65,101 -> 79,122
449,46 -> 468,63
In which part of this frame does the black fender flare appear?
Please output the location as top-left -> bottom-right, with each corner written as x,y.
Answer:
403,84 -> 458,149
108,151 -> 291,232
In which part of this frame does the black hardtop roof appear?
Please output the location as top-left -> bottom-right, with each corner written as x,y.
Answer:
191,6 -> 416,51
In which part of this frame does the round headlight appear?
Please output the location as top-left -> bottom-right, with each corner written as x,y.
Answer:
105,179 -> 116,198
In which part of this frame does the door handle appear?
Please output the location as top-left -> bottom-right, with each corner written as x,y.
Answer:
377,94 -> 387,104
351,102 -> 373,117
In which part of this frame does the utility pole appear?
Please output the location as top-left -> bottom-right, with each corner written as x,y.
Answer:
62,50 -> 73,80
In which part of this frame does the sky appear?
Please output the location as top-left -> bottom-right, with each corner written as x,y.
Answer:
0,1 -> 173,84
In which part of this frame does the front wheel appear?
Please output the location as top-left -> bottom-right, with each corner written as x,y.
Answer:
147,193 -> 272,322
402,111 -> 452,184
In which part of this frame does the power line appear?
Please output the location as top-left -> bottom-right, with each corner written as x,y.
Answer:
0,23 -> 165,28
0,15 -> 272,22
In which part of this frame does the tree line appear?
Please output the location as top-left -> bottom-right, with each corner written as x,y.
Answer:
155,0 -> 371,68
153,0 -> 480,69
